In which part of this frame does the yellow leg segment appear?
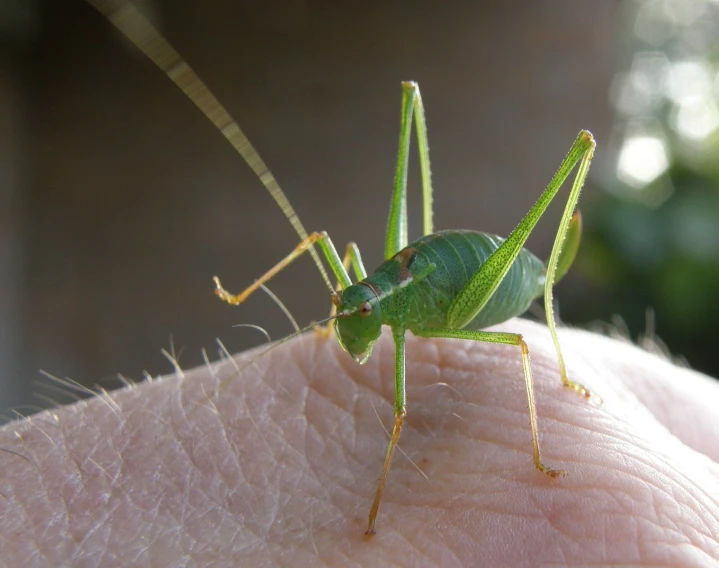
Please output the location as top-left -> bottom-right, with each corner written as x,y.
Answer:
214,231 -> 353,308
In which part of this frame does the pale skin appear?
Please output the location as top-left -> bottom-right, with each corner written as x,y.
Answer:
1,319 -> 718,566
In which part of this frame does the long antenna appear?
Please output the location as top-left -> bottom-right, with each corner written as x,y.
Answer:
84,0 -> 334,293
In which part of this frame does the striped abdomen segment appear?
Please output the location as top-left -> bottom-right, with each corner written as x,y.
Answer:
406,230 -> 546,332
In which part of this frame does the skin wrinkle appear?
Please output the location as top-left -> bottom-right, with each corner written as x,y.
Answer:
665,490 -> 719,552
506,408 -> 708,560
346,383 -> 362,459
455,380 -> 565,463
614,430 -> 719,524
268,418 -> 310,487
303,351 -> 360,430
651,492 -> 696,549
73,495 -> 113,556
592,495 -> 663,556
531,496 -> 590,557
175,368 -> 261,528
0,440 -> 43,510
301,374 -> 360,497
567,328 -> 719,454
135,391 -> 217,557
528,489 -> 614,561
48,422 -> 79,552
213,355 -> 309,544
31,417 -> 74,561
638,520 -> 691,566
7,479 -> 38,561
592,464 -> 706,559
17,439 -> 48,558
577,411 -> 689,471
239,395 -> 275,467
301,404 -> 341,495
187,402 -> 246,510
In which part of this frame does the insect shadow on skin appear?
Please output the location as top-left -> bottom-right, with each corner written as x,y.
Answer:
84,0 -> 600,536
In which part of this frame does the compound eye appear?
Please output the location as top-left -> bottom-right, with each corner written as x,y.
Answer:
359,301 -> 373,317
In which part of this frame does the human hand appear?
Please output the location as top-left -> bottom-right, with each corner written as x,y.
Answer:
1,318 -> 718,566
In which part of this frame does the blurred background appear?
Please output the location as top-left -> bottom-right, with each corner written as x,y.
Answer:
0,0 -> 717,417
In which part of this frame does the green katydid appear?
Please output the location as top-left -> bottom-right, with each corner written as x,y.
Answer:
85,0 -> 598,536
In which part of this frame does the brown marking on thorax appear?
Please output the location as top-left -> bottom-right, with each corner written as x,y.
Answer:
394,247 -> 417,283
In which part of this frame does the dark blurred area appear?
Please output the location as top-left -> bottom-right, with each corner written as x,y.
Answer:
561,0 -> 719,379
1,0 -> 714,417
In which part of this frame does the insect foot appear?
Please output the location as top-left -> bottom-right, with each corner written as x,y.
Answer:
564,376 -> 603,405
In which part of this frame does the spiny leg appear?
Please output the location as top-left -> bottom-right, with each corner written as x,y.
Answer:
545,210 -> 599,401
384,81 -> 434,260
418,328 -> 567,478
444,131 -> 598,400
214,231 -> 352,307
366,327 -> 407,536
447,131 -> 596,331
541,142 -> 600,401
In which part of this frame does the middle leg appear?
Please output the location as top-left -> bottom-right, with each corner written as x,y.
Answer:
417,327 -> 568,478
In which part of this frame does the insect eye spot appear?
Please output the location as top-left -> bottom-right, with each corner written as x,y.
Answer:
359,301 -> 373,316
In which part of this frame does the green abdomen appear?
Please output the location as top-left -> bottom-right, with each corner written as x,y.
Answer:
397,230 -> 545,332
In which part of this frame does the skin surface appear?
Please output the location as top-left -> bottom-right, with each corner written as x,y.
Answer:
1,318 -> 718,567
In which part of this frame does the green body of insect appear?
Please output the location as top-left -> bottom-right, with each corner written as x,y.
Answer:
335,230 -> 546,362
85,0 -> 597,537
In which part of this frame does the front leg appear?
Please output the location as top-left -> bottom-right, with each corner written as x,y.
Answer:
213,231 -> 351,307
